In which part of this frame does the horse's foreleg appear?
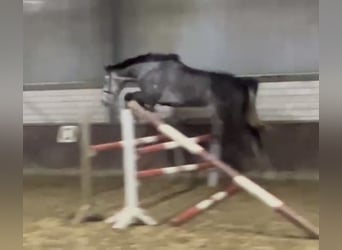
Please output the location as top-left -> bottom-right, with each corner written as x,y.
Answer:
124,91 -> 156,112
162,116 -> 192,186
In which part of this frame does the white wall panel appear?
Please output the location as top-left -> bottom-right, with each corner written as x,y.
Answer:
172,81 -> 319,122
23,89 -> 108,124
23,81 -> 319,124
257,81 -> 319,121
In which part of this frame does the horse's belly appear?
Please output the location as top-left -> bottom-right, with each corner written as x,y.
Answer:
159,93 -> 208,107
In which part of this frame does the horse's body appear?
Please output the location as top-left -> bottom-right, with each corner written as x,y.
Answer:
102,53 -> 264,171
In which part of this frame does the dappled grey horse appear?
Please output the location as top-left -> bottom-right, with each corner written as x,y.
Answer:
102,53 -> 264,172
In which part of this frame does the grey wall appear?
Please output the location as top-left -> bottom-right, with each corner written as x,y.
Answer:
24,0 -> 118,83
24,0 -> 318,83
117,0 -> 318,75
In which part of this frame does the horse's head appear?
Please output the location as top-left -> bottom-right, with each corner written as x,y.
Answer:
101,53 -> 180,106
101,69 -> 136,107
101,74 -> 114,107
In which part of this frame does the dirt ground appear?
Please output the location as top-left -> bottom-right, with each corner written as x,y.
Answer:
23,175 -> 319,250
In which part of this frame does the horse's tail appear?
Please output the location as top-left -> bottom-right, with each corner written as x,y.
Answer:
240,77 -> 268,150
240,77 -> 265,129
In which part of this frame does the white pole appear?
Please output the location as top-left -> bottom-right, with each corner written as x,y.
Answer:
121,109 -> 139,208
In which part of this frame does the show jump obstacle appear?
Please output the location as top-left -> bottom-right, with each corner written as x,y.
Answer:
57,100 -> 318,239
104,108 -> 216,229
121,100 -> 319,239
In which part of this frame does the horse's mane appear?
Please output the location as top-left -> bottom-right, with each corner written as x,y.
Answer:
181,62 -> 236,79
104,52 -> 258,88
104,53 -> 181,72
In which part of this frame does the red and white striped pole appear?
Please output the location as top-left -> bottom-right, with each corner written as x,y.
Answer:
136,134 -> 211,155
127,100 -> 319,239
137,162 -> 214,179
170,185 -> 240,226
90,134 -> 168,152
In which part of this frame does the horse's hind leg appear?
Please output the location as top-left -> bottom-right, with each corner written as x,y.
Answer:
247,124 -> 263,154
207,107 -> 223,187
163,115 -> 201,189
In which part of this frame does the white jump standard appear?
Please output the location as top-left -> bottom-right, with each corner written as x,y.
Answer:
105,109 -> 157,229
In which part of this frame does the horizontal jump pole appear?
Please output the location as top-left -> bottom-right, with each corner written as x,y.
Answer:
170,185 -> 240,226
136,134 -> 211,155
127,100 -> 319,239
137,162 -> 214,179
90,134 -> 168,152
